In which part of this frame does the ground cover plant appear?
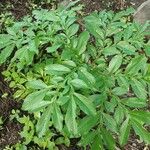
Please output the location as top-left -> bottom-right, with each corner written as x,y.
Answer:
0,0 -> 150,149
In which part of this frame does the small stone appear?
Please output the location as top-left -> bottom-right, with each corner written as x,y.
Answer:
134,0 -> 150,24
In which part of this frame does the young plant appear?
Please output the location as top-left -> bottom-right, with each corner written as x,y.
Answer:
0,1 -> 150,149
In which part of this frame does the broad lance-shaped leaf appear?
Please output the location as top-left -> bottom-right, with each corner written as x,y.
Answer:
0,34 -> 13,49
117,41 -> 136,55
119,118 -> 131,146
114,106 -> 124,125
78,131 -> 97,147
26,80 -> 48,89
79,67 -> 96,84
122,97 -> 147,108
125,55 -> 147,75
67,24 -> 79,37
36,105 -> 51,137
45,64 -> 71,75
77,31 -> 90,55
103,46 -> 120,56
131,119 -> 150,144
22,89 -> 50,112
101,128 -> 115,150
130,79 -> 147,99
70,79 -> 88,89
74,93 -> 96,116
52,103 -> 63,131
108,55 -> 122,73
78,115 -> 99,135
0,44 -> 15,64
46,44 -> 61,53
103,113 -> 118,133
130,111 -> 150,125
91,134 -> 103,150
65,97 -> 77,135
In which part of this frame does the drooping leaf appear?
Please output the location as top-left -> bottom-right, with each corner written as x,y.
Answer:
74,93 -> 96,116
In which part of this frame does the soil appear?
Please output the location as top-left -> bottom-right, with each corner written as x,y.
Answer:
0,0 -> 149,149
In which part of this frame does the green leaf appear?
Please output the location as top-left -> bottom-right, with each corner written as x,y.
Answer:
65,97 -> 77,135
125,56 -> 147,75
103,46 -> 120,56
117,75 -> 129,90
52,103 -> 63,131
0,44 -> 15,64
122,97 -> 147,108
22,90 -> 49,112
114,106 -> 124,125
74,93 -> 96,116
0,34 -> 12,48
130,111 -> 150,125
108,55 -> 122,73
130,79 -> 147,99
119,118 -> 131,146
117,41 -> 136,55
26,80 -> 48,89
112,87 -> 127,96
70,79 -> 88,89
45,64 -> 71,75
36,105 -> 51,137
78,131 -> 97,147
144,42 -> 150,57
91,134 -> 103,150
78,115 -> 99,135
46,44 -> 61,53
62,60 -> 76,67
131,119 -> 150,144
29,38 -> 39,54
101,128 -> 115,150
79,67 -> 96,84
67,24 -> 79,37
103,113 -> 118,133
77,31 -> 90,55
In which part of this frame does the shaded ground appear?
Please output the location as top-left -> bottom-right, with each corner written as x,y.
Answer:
0,0 -> 149,149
